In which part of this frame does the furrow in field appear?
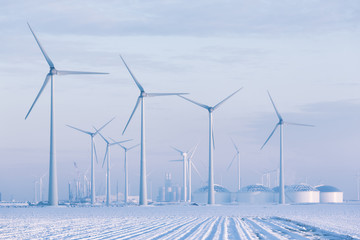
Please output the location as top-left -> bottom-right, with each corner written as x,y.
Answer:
271,217 -> 355,240
244,217 -> 281,240
226,217 -> 244,240
149,217 -> 200,240
180,217 -> 216,240
254,217 -> 308,240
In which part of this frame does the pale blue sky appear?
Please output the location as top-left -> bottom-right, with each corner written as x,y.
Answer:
0,0 -> 359,201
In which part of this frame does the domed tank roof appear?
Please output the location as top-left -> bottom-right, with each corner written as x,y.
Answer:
240,184 -> 273,192
315,185 -> 341,192
196,184 -> 230,193
273,184 -> 318,192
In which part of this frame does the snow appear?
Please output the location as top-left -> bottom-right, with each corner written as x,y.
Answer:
0,203 -> 359,239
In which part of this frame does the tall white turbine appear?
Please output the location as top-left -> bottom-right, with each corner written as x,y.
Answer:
66,117 -> 115,204
96,130 -> 130,207
261,91 -> 314,204
179,88 -> 242,204
226,138 -> 241,191
120,55 -> 187,206
25,23 -> 108,206
110,138 -> 139,204
170,146 -> 189,202
187,144 -> 199,202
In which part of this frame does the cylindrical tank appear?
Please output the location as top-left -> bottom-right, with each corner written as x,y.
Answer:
315,185 -> 343,203
192,184 -> 231,204
237,184 -> 274,204
274,184 -> 320,203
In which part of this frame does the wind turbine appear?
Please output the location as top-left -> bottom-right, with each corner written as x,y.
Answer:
260,91 -> 314,204
24,23 -> 108,206
120,55 -> 187,206
226,138 -> 241,191
110,138 -> 139,204
179,88 -> 242,204
170,146 -> 190,202
96,129 -> 130,206
187,144 -> 199,202
66,117 -> 115,204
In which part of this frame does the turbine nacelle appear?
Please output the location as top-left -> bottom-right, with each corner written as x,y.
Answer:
50,68 -> 57,75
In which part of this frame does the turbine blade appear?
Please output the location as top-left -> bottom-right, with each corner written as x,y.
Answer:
110,139 -> 132,146
191,162 -> 204,182
94,127 -> 109,144
147,93 -> 188,97
93,141 -> 99,164
230,138 -> 240,153
66,125 -> 92,135
267,91 -> 283,121
260,123 -> 279,150
27,23 -> 54,68
109,137 -> 126,150
102,146 -> 108,168
285,122 -> 315,127
227,153 -> 237,171
25,74 -> 51,119
171,146 -> 184,154
213,87 -> 243,111
95,117 -> 116,136
188,144 -> 199,160
122,97 -> 140,135
128,144 -> 140,151
178,95 -> 209,109
57,70 -> 108,75
119,55 -> 145,92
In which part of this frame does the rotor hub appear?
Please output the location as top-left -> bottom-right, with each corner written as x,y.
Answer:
50,68 -> 57,75
141,91 -> 147,97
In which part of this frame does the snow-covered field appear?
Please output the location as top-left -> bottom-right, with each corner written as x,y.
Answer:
0,203 -> 359,239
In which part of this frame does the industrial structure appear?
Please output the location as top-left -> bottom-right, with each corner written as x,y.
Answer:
316,185 -> 343,203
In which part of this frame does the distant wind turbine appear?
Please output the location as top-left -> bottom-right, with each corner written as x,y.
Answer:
110,138 -> 139,204
179,88 -> 242,204
226,138 -> 241,191
120,55 -> 187,206
66,117 -> 115,204
25,23 -> 108,206
95,129 -> 130,206
261,91 -> 314,204
187,144 -> 199,202
170,146 -> 190,202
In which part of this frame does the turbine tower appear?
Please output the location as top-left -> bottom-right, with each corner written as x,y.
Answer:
120,55 -> 187,206
170,146 -> 190,202
179,88 -> 242,204
66,117 -> 115,204
261,91 -> 313,204
25,23 -> 108,206
226,138 -> 241,191
187,144 -> 199,202
110,138 -> 139,204
96,129 -> 130,207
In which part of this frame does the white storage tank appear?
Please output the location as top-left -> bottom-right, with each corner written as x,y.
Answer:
274,184 -> 320,204
237,184 -> 274,204
315,185 -> 343,203
192,184 -> 231,204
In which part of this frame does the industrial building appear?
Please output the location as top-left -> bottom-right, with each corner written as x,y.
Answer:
157,173 -> 182,202
315,185 -> 343,203
274,184 -> 320,204
192,184 -> 231,204
237,184 -> 274,204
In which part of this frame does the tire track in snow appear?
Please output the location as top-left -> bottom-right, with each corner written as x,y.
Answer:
270,217 -> 356,240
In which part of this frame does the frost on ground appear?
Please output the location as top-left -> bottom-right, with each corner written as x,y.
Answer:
0,203 -> 359,239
